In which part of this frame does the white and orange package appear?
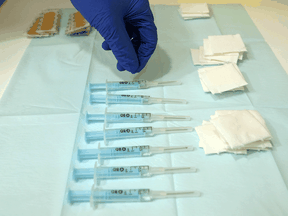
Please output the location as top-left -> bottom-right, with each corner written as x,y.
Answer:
66,11 -> 92,36
26,9 -> 61,38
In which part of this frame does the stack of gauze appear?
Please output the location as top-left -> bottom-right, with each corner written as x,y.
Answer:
195,110 -> 273,155
191,34 -> 247,65
198,63 -> 248,94
179,3 -> 210,20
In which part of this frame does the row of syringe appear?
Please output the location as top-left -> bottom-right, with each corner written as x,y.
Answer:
78,144 -> 194,164
68,80 -> 199,207
70,144 -> 198,207
74,162 -> 197,184
89,80 -> 188,105
70,186 -> 201,208
86,109 -> 191,124
85,109 -> 193,145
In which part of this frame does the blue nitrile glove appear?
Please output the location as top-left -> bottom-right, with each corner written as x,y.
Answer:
70,0 -> 158,74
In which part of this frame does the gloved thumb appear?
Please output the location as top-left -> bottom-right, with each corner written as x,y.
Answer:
102,41 -> 111,51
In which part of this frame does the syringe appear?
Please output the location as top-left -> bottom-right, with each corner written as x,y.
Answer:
78,144 -> 194,164
90,94 -> 187,105
73,163 -> 197,184
86,110 -> 191,124
68,186 -> 201,207
85,126 -> 193,144
89,80 -> 181,92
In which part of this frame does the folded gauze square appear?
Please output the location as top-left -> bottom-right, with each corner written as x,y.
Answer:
199,46 -> 223,65
214,110 -> 272,137
208,34 -> 247,54
183,14 -> 210,20
244,140 -> 273,149
203,38 -> 214,56
199,80 -> 244,93
203,39 -> 240,63
204,53 -> 239,64
198,63 -> 248,94
190,48 -> 222,66
196,121 -> 247,154
180,3 -> 209,15
199,69 -> 245,93
213,110 -> 273,149
202,41 -> 239,63
196,121 -> 229,150
210,110 -> 272,149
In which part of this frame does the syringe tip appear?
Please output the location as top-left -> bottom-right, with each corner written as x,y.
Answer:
165,191 -> 201,197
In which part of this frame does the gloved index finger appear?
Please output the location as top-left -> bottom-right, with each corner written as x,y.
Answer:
126,6 -> 158,73
135,21 -> 158,73
94,13 -> 140,74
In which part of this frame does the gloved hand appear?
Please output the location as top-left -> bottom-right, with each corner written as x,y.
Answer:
70,0 -> 158,74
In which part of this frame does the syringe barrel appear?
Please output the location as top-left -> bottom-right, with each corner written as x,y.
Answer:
95,166 -> 149,180
106,95 -> 150,104
86,112 -> 152,123
91,189 -> 151,204
105,113 -> 152,123
78,146 -> 150,161
90,94 -> 150,105
89,81 -> 143,92
85,127 -> 153,143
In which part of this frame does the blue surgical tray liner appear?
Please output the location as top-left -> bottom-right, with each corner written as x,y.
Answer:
0,8 -> 96,216
0,113 -> 80,216
0,5 -> 288,216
